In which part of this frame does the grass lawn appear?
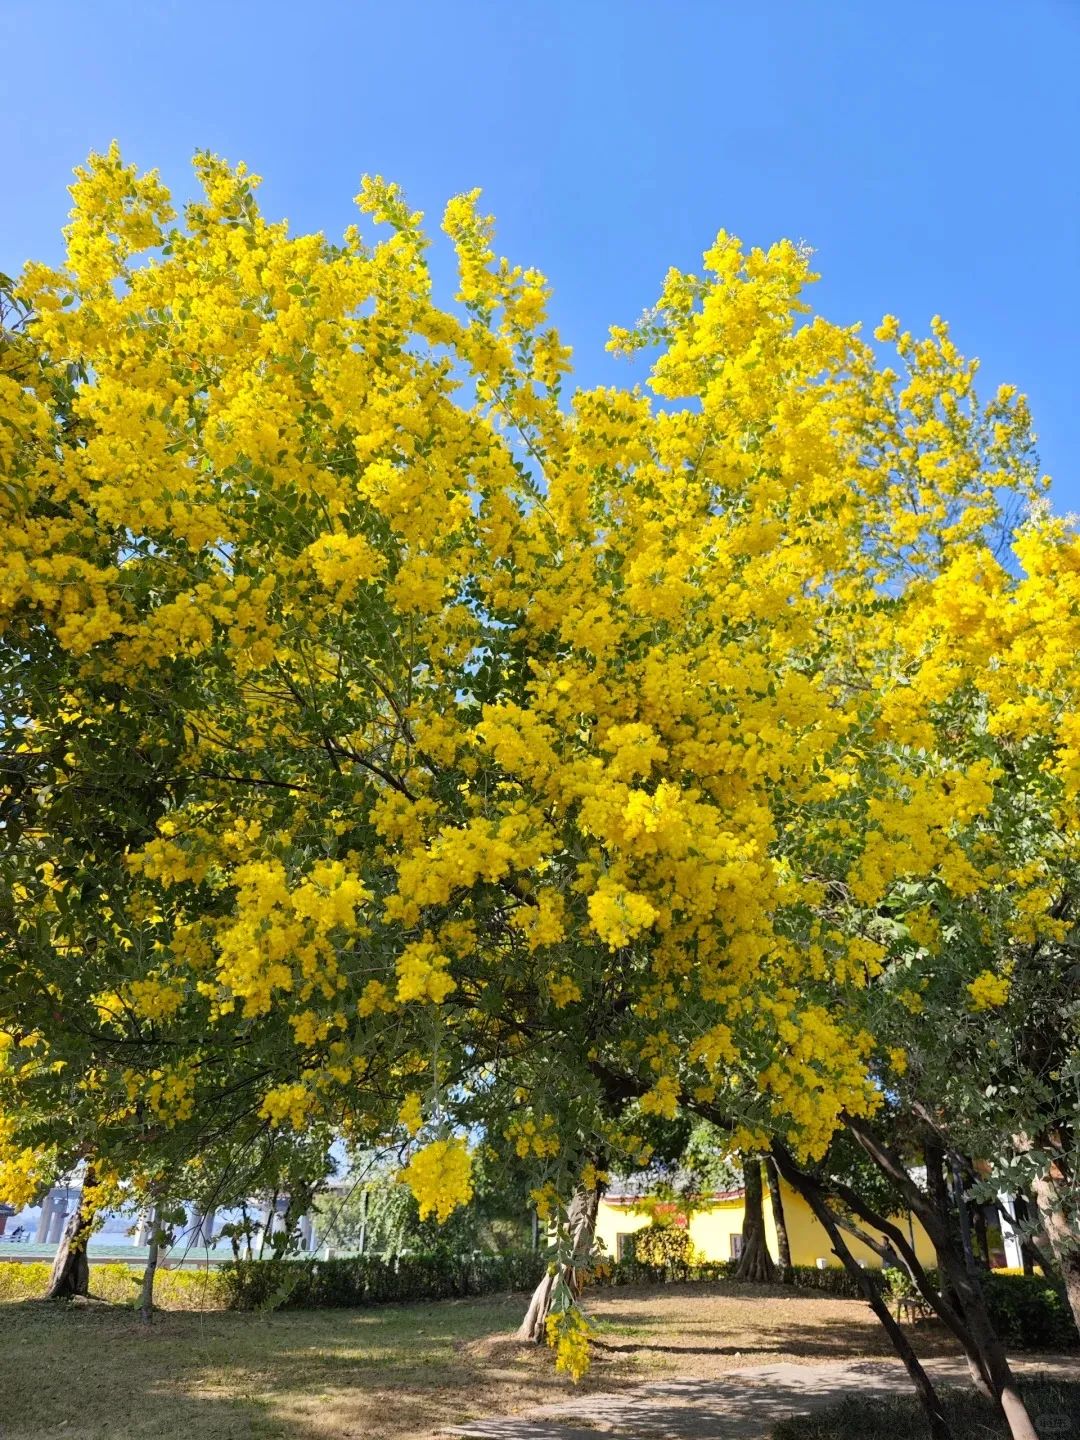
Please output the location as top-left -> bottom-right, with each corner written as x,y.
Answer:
772,1381 -> 1080,1438
0,1281 -> 969,1440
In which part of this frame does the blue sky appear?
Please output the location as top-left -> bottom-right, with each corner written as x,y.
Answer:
4,1 -> 1078,506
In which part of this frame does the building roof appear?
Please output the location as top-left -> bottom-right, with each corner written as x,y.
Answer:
603,1188 -> 745,1207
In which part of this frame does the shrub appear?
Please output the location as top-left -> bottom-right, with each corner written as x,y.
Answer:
599,1256 -> 737,1287
781,1264 -> 1076,1347
596,1259 -> 879,1297
632,1222 -> 701,1278
0,1262 -> 51,1301
217,1250 -> 546,1311
772,1380 -> 1080,1438
0,1261 -> 228,1309
781,1264 -> 883,1299
981,1271 -> 1077,1350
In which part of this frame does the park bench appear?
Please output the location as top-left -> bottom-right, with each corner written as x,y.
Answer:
893,1291 -> 932,1324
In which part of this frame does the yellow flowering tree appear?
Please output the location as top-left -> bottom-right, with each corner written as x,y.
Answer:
830,509 -> 1080,1334
755,507 -> 1080,1440
0,146 -> 1055,1425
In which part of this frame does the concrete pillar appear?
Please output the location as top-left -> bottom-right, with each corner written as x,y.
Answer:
186,1207 -> 216,1247
999,1193 -> 1024,1270
134,1211 -> 151,1246
35,1194 -> 55,1244
47,1202 -> 67,1246
250,1205 -> 272,1258
298,1214 -> 314,1251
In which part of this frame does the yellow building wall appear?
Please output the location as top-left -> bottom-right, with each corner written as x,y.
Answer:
688,1199 -> 746,1262
595,1202 -> 652,1261
597,1176 -> 937,1271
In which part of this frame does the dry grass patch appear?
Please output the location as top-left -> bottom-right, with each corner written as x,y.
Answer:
0,1280 -> 962,1440
584,1280 -> 960,1374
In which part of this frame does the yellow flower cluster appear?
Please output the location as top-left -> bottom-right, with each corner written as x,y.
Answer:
580,1163 -> 609,1195
545,1307 -> 591,1383
401,1138 -> 474,1222
548,975 -> 582,1008
398,1092 -> 424,1136
145,1067 -> 196,1124
395,941 -> 456,1004
967,969 -> 1012,1012
506,1113 -> 561,1159
0,1112 -> 44,1210
530,1183 -> 560,1222
260,1082 -> 315,1129
127,977 -> 185,1022
639,1074 -> 681,1119
303,531 -> 386,603
586,880 -> 658,950
508,889 -> 566,952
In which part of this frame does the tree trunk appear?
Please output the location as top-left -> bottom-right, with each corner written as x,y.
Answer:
1010,1192 -> 1040,1276
845,1115 -> 1040,1440
764,1157 -> 791,1271
139,1205 -> 161,1324
774,1143 -> 995,1400
949,1153 -> 978,1273
46,1168 -> 96,1300
772,1149 -> 954,1440
1029,1161 -> 1080,1330
517,1183 -> 599,1343
938,1245 -> 1039,1440
735,1157 -> 776,1284
517,1267 -> 559,1345
928,1144 -> 1038,1437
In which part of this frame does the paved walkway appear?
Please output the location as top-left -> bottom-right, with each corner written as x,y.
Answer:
445,1356 -> 1080,1439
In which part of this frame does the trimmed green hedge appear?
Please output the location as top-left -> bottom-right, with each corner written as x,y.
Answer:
599,1256 -> 738,1287
0,1262 -> 51,1301
782,1264 -> 882,1299
599,1257 -> 875,1298
217,1250 -> 545,1310
981,1270 -> 1078,1350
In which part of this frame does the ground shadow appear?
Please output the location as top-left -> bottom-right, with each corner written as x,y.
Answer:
0,1294 -> 610,1440
589,1309 -> 959,1362
0,1286 -> 1053,1440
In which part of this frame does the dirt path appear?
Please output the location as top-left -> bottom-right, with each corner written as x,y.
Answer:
444,1356 -> 1080,1439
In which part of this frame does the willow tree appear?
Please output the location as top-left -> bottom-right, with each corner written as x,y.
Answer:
0,146 -> 1047,1418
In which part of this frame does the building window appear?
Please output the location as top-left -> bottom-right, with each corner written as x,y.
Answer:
729,1233 -> 743,1260
616,1233 -> 635,1262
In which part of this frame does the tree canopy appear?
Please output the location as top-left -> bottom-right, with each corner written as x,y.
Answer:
2,148 -> 1077,1395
